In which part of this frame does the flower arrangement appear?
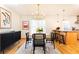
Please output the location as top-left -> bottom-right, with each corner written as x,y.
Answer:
36,27 -> 43,32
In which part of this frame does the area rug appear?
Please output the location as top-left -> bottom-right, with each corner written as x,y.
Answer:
16,41 -> 61,54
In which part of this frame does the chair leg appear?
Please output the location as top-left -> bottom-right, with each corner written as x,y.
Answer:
53,40 -> 55,49
43,46 -> 46,54
59,40 -> 61,44
25,42 -> 27,49
25,41 -> 28,49
33,46 -> 35,54
25,42 -> 26,48
62,38 -> 65,44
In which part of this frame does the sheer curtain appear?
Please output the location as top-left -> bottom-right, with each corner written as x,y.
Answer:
29,20 -> 46,35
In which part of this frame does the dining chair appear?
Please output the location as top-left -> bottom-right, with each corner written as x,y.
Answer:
54,31 -> 65,44
51,32 -> 56,49
59,34 -> 65,44
32,33 -> 46,54
25,32 -> 30,48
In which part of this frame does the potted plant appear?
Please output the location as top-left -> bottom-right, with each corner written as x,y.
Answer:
36,27 -> 43,33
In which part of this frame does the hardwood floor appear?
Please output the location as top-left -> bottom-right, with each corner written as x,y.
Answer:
1,38 -> 79,54
55,41 -> 79,54
0,38 -> 26,54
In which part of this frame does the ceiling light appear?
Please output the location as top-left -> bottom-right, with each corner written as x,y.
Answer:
33,4 -> 44,20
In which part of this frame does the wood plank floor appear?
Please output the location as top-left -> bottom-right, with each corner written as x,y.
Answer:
55,41 -> 79,54
0,39 -> 26,54
1,38 -> 79,54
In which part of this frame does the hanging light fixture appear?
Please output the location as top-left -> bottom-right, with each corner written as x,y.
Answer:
33,4 -> 44,20
62,9 -> 65,21
56,14 -> 59,23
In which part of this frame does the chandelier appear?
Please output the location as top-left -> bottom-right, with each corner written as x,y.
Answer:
33,4 -> 44,20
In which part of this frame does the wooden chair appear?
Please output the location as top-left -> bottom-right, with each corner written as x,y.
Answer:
56,31 -> 65,44
51,31 -> 65,49
25,32 -> 30,48
51,32 -> 56,49
32,33 -> 46,54
59,34 -> 65,44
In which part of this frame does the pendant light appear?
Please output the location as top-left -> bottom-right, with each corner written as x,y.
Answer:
62,9 -> 65,21
33,4 -> 43,20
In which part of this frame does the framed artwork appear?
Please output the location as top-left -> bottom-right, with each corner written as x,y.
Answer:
22,21 -> 29,30
0,7 -> 11,29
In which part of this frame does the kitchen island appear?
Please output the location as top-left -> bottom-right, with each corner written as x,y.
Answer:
59,31 -> 78,45
55,31 -> 79,54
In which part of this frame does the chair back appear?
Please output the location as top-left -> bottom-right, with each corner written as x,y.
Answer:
32,33 -> 46,46
51,32 -> 56,40
32,33 -> 46,54
26,32 -> 29,41
32,33 -> 46,40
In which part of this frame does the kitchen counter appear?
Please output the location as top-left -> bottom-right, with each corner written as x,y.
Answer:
59,30 -> 78,45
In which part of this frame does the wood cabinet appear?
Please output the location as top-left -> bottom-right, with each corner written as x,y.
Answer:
66,32 -> 77,45
0,31 -> 21,53
60,31 -> 78,45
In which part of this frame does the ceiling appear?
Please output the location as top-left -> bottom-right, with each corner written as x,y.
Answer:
4,4 -> 79,16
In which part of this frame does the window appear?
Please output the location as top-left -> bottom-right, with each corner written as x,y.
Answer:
29,20 -> 46,35
63,21 -> 72,31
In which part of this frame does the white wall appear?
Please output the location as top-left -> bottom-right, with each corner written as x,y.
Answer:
20,15 -> 77,37
0,5 -> 21,33
2,4 -> 77,38
45,15 -> 77,35
1,4 -> 78,38
20,16 -> 29,38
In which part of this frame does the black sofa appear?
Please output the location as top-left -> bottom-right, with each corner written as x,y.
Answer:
0,31 -> 21,53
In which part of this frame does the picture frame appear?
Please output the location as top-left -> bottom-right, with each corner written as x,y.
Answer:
22,21 -> 29,30
0,7 -> 11,29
